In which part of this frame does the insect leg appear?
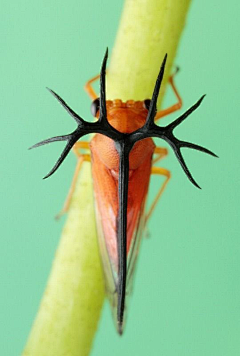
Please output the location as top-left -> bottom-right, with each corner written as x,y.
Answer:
55,141 -> 91,219
145,166 -> 171,223
73,141 -> 90,151
152,146 -> 168,164
84,74 -> 100,100
155,68 -> 182,121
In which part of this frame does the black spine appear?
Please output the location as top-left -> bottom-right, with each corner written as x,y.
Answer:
116,141 -> 129,334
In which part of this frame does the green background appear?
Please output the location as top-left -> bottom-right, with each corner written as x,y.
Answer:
1,0 -> 239,355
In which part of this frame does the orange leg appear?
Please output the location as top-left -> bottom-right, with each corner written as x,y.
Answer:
55,141 -> 91,219
152,146 -> 168,164
84,74 -> 100,100
73,141 -> 90,152
145,166 -> 171,223
155,68 -> 182,122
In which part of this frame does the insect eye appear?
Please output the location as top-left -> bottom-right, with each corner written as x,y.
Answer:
91,98 -> 100,117
143,99 -> 151,110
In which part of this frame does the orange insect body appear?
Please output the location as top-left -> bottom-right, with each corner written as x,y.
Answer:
91,101 -> 154,266
90,101 -> 155,330
31,50 -> 217,334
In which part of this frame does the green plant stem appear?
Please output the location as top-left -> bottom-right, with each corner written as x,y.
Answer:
23,164 -> 104,356
107,0 -> 191,103
23,0 -> 191,355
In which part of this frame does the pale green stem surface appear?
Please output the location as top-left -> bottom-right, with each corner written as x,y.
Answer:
23,0 -> 191,355
23,164 -> 104,356
107,0 -> 191,103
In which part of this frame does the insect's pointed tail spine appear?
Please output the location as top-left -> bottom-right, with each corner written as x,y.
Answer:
116,141 -> 129,333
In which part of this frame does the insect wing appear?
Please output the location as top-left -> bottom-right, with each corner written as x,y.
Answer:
91,145 -> 152,330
